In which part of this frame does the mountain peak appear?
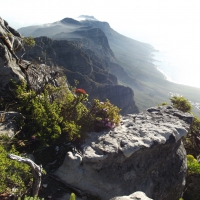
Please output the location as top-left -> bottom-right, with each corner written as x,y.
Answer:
77,15 -> 98,21
60,18 -> 81,25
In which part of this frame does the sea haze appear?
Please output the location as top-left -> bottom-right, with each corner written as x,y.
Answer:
153,50 -> 200,89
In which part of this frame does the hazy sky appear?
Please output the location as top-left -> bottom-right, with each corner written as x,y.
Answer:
1,0 -> 200,87
1,0 -> 199,48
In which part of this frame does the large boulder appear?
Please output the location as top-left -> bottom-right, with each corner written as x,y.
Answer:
55,106 -> 193,200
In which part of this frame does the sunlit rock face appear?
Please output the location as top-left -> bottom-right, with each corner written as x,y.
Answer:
55,106 -> 193,200
0,17 -> 25,89
0,17 -> 60,93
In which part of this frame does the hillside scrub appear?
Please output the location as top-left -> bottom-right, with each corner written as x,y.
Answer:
0,139 -> 32,198
0,77 -> 121,198
8,79 -> 121,146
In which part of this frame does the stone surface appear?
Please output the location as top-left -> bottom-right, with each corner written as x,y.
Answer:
0,17 -> 61,93
0,16 -> 25,89
110,191 -> 153,200
0,111 -> 24,137
55,106 -> 193,200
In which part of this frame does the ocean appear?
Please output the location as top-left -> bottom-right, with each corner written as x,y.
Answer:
152,49 -> 200,114
152,50 -> 200,89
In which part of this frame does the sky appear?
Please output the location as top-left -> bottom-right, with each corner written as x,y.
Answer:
1,0 -> 200,88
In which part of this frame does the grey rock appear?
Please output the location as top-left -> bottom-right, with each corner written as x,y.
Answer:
0,17 -> 62,93
55,106 -> 193,200
0,111 -> 24,137
0,16 -> 25,88
110,191 -> 153,200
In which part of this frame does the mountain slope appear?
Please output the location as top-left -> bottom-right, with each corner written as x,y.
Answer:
21,36 -> 139,114
18,16 -> 200,113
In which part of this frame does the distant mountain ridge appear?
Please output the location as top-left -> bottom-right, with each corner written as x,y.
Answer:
18,16 -> 200,112
18,16 -> 147,90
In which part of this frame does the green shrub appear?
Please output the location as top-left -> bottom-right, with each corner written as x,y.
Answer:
18,195 -> 44,200
90,99 -> 121,130
170,96 -> 192,113
23,36 -> 35,48
12,80 -> 63,145
69,193 -> 76,200
0,141 -> 32,197
9,79 -> 121,146
158,102 -> 169,107
187,155 -> 200,175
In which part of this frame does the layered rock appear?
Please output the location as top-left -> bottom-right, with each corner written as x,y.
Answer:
55,106 -> 193,200
0,17 -> 61,94
0,17 -> 25,89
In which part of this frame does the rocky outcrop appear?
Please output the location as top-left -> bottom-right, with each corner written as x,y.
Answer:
0,17 -> 25,89
55,106 -> 193,200
0,17 -> 61,94
68,28 -> 115,60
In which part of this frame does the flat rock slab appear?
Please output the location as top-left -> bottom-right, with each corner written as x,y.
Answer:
55,106 -> 193,200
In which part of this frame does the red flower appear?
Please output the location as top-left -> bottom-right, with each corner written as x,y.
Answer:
75,88 -> 87,95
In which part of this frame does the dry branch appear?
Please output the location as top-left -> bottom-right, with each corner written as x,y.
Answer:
7,154 -> 42,196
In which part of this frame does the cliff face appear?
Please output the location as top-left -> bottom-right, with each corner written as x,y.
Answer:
54,28 -> 115,61
0,17 -> 25,89
56,106 -> 193,200
22,36 -> 139,114
0,17 -> 60,95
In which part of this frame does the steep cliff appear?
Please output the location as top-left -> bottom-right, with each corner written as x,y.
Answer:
0,17 -> 60,95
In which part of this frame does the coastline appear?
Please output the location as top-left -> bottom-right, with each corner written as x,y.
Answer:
152,51 -> 200,89
155,64 -> 200,89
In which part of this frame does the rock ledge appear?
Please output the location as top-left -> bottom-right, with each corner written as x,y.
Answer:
56,106 -> 193,200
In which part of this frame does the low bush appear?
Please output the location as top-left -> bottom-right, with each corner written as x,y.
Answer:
187,155 -> 200,175
0,138 -> 32,197
8,79 -> 121,147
